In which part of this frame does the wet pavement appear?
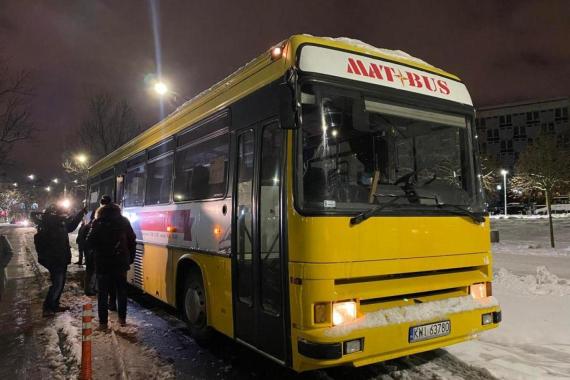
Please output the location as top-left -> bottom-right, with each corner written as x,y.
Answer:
0,225 -> 496,380
0,226 -> 49,378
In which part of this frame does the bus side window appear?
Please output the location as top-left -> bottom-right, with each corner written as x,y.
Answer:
124,164 -> 146,207
173,133 -> 229,201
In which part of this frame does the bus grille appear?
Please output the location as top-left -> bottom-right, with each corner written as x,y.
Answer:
133,244 -> 144,289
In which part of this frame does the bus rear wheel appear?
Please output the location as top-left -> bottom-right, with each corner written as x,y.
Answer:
182,273 -> 211,342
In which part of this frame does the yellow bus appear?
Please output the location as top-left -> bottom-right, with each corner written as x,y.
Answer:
88,35 -> 501,372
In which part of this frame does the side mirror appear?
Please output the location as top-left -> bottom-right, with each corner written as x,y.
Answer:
278,82 -> 298,130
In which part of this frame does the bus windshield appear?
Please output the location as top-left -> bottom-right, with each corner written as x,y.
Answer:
297,83 -> 483,215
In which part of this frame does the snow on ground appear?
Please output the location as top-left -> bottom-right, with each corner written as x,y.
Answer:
447,215 -> 570,379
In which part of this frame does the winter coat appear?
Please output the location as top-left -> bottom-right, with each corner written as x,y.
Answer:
38,210 -> 84,271
0,235 -> 13,269
87,204 -> 136,275
76,223 -> 89,250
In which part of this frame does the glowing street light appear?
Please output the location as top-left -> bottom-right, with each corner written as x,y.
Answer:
59,198 -> 71,209
12,183 -> 17,187
28,174 -> 35,180
75,153 -> 88,164
52,178 -> 59,184
154,82 -> 168,96
500,169 -> 508,216
45,186 -> 51,192
496,185 -> 502,191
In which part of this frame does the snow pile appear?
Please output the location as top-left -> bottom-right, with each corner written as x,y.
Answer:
494,266 -> 570,296
40,312 -> 82,379
324,296 -> 498,337
309,35 -> 433,66
491,213 -> 570,220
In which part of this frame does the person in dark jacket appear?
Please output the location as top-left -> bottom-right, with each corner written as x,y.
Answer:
87,203 -> 135,328
80,211 -> 97,296
38,204 -> 86,316
98,195 -> 117,310
0,235 -> 14,302
75,220 -> 88,265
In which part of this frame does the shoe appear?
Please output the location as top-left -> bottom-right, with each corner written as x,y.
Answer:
54,306 -> 70,313
118,318 -> 126,326
42,309 -> 55,317
97,323 -> 108,331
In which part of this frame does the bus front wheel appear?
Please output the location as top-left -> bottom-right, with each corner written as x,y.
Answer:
182,273 -> 211,342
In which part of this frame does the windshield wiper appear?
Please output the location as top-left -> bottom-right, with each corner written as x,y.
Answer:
435,204 -> 485,223
349,195 -> 401,225
350,193 -> 485,225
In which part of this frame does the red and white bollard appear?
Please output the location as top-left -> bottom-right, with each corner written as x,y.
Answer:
80,303 -> 93,380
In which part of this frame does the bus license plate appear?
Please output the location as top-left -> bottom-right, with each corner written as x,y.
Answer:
408,320 -> 451,343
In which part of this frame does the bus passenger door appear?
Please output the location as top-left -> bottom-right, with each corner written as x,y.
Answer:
233,122 -> 286,361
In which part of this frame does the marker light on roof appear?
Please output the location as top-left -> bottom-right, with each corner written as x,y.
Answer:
271,46 -> 282,60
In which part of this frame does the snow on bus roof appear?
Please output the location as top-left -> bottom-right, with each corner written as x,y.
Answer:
167,35 -> 435,121
305,35 -> 434,67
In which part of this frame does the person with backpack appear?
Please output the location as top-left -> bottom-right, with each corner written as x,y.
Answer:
87,202 -> 135,328
34,204 -> 86,316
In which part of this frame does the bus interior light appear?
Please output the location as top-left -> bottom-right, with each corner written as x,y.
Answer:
332,301 -> 357,326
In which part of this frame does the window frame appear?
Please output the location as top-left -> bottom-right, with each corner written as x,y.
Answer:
173,128 -> 231,203
144,151 -> 175,205
123,162 -> 147,208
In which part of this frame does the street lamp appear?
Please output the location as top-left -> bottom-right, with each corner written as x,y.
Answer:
153,81 -> 168,96
28,174 -> 35,180
500,169 -> 508,216
12,183 -> 17,187
52,178 -> 59,184
45,186 -> 51,192
75,153 -> 88,164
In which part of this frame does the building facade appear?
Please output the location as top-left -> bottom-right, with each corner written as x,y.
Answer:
476,97 -> 569,170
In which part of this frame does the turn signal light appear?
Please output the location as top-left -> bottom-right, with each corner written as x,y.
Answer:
314,303 -> 328,324
470,282 -> 492,299
166,226 -> 177,233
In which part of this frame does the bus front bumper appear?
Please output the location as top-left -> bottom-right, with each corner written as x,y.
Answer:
292,305 -> 501,372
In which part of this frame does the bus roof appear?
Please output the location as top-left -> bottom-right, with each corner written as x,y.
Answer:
89,35 -> 462,176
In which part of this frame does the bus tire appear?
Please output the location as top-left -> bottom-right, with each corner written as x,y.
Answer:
182,272 -> 212,342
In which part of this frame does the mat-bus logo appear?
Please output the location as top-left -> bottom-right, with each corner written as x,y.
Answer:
346,57 -> 450,96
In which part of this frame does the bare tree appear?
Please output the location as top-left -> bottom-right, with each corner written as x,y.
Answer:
0,188 -> 23,221
512,134 -> 570,247
78,93 -> 140,160
0,60 -> 34,167
479,154 -> 500,194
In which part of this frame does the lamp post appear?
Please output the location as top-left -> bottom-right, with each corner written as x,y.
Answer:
500,169 -> 508,216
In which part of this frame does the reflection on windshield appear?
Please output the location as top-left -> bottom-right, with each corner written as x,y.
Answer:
298,83 -> 481,214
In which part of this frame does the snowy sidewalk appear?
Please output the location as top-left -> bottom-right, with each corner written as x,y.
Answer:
448,216 -> 570,379
0,226 -> 50,377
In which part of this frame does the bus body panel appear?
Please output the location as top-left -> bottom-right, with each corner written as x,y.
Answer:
288,215 -> 490,263
290,303 -> 500,372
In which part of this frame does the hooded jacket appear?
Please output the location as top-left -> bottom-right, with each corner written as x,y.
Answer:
87,203 -> 136,274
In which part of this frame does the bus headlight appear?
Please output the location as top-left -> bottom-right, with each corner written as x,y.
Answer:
332,301 -> 357,326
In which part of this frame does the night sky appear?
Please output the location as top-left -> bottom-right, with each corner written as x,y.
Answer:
1,0 -> 569,179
